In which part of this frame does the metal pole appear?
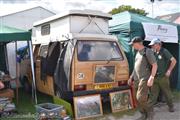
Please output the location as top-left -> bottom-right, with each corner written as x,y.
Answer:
28,41 -> 37,104
178,43 -> 180,90
15,41 -> 19,104
151,0 -> 154,18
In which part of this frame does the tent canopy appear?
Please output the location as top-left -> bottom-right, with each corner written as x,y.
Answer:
109,11 -> 179,32
109,11 -> 180,90
109,11 -> 180,64
109,11 -> 180,41
0,24 -> 37,103
0,25 -> 31,42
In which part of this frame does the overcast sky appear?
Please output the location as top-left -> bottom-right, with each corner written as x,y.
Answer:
0,0 -> 179,17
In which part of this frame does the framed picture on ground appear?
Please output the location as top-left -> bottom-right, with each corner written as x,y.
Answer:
73,94 -> 103,120
110,89 -> 133,113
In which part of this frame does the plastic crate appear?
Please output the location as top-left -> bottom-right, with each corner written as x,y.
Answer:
36,103 -> 63,119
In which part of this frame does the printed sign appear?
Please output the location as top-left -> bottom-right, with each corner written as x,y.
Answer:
142,23 -> 178,43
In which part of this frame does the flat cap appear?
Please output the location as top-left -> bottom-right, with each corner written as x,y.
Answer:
129,36 -> 143,45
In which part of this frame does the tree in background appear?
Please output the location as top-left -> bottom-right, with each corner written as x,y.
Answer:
109,5 -> 148,16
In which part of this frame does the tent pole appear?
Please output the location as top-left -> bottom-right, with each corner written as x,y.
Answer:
178,43 -> 180,90
28,41 -> 37,104
4,45 -> 9,72
15,41 -> 19,104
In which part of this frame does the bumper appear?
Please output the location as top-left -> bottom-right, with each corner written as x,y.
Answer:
73,85 -> 130,97
61,85 -> 130,103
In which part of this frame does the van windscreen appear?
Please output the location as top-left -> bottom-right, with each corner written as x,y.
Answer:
77,41 -> 123,61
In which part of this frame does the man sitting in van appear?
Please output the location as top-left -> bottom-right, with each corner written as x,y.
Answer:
78,44 -> 91,61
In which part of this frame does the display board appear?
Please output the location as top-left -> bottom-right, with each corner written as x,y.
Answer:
142,23 -> 178,43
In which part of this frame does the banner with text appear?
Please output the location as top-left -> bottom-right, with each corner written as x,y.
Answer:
142,23 -> 178,43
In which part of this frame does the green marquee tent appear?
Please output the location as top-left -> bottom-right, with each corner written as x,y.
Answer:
0,25 -> 31,71
0,25 -> 31,41
0,25 -> 37,103
109,11 -> 180,90
0,25 -> 31,73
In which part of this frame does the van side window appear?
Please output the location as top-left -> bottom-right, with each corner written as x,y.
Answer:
39,45 -> 49,80
46,42 -> 61,76
39,45 -> 49,58
41,24 -> 50,36
34,44 -> 40,59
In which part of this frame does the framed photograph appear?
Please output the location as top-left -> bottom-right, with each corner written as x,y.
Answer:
94,65 -> 116,84
110,90 -> 133,113
73,94 -> 103,120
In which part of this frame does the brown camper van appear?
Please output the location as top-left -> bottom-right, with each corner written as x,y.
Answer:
27,10 -> 129,101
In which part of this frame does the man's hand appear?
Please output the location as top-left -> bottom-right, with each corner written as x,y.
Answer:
165,57 -> 176,77
165,70 -> 171,77
147,76 -> 154,87
128,77 -> 133,86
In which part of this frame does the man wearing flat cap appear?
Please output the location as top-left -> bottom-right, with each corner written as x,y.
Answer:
149,38 -> 176,112
128,36 -> 157,120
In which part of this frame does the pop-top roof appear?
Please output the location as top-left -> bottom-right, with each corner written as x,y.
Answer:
33,10 -> 112,27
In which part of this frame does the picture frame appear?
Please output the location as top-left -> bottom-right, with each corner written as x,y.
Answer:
93,65 -> 116,84
110,89 -> 133,113
73,94 -> 103,120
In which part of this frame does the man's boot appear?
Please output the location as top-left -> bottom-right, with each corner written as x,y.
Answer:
136,112 -> 147,120
169,104 -> 175,112
146,108 -> 154,120
136,114 -> 147,120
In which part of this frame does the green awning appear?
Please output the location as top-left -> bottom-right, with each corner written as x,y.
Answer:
109,11 -> 180,90
0,25 -> 31,42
